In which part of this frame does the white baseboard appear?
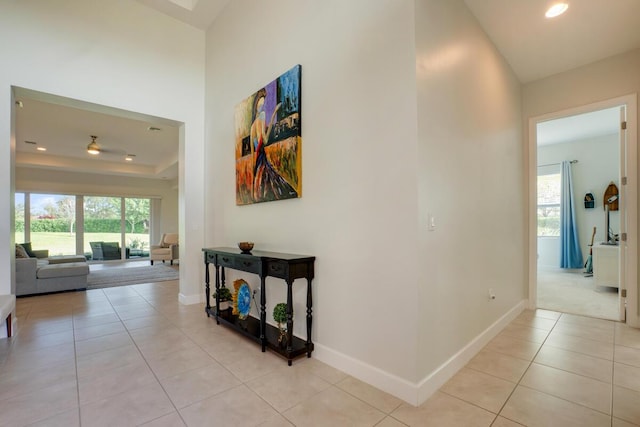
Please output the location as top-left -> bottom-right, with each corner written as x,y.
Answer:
314,343 -> 420,405
314,299 -> 527,406
179,293 -> 203,305
416,300 -> 526,404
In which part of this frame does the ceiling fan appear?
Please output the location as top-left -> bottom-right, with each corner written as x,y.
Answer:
86,135 -> 126,156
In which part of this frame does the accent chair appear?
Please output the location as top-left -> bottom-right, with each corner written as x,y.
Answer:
150,233 -> 179,265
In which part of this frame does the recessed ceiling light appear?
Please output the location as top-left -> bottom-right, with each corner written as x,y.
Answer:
36,147 -> 47,152
24,140 -> 37,145
545,3 -> 569,18
125,154 -> 135,162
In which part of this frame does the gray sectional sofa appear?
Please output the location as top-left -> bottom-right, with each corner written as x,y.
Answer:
16,254 -> 90,296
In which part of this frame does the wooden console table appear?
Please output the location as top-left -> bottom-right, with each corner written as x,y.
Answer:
202,247 -> 315,365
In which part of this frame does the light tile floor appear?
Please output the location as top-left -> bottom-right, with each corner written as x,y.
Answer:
1,282 -> 640,426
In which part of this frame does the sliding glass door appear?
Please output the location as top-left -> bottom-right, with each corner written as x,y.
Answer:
16,192 -> 154,261
125,198 -> 150,259
84,196 -> 121,260
29,193 -> 77,256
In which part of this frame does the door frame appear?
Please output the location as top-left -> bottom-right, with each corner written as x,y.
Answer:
528,94 -> 638,326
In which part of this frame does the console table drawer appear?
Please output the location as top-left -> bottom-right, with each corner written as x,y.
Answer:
218,255 -> 235,268
267,261 -> 289,278
236,258 -> 261,274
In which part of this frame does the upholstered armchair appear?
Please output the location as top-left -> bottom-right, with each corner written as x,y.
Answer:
150,233 -> 179,265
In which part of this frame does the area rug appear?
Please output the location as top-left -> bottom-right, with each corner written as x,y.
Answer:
87,265 -> 179,289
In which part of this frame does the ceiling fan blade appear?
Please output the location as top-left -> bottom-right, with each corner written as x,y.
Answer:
99,147 -> 127,156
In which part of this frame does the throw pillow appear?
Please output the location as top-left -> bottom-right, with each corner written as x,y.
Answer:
18,242 -> 37,258
15,244 -> 29,259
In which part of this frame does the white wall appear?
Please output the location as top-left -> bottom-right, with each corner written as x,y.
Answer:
415,0 -> 525,395
15,167 -> 179,237
205,0 -> 525,404
523,48 -> 640,326
0,0 -> 205,302
205,0 -> 421,397
537,135 -> 619,267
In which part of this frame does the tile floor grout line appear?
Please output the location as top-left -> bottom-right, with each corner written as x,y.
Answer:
502,312 -> 618,421
74,288 -> 175,426
492,311 -> 561,419
71,291 -> 90,427
113,288 -> 268,425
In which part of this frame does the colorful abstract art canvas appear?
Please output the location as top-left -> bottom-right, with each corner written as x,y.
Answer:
235,65 -> 302,205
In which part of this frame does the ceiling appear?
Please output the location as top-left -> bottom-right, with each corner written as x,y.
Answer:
537,107 -> 621,146
15,1 -> 640,178
138,0 -> 640,84
14,89 -> 180,181
134,0 -> 231,29
464,0 -> 640,83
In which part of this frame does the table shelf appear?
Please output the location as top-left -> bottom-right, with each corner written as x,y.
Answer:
205,307 -> 312,360
202,247 -> 315,365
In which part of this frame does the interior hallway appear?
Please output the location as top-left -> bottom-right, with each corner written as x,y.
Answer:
1,281 -> 639,426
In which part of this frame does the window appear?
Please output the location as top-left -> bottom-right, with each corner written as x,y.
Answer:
537,168 -> 561,237
15,193 -> 25,243
30,193 -> 76,256
125,198 -> 150,258
18,192 -> 154,260
84,196 -> 121,258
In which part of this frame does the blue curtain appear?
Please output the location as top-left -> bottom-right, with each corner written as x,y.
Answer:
560,161 -> 583,268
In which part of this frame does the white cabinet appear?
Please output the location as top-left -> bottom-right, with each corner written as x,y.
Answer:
592,244 -> 619,288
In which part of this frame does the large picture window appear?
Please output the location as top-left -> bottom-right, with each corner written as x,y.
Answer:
16,192 -> 153,260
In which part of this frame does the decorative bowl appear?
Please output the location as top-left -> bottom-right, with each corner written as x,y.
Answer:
238,242 -> 254,252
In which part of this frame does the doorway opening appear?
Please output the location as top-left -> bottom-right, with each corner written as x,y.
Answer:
529,95 -> 638,322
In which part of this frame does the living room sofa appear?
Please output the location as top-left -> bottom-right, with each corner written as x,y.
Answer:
16,254 -> 90,296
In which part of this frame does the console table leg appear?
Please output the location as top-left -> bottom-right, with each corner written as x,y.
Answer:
260,276 -> 266,352
204,262 -> 211,317
286,279 -> 293,356
306,277 -> 313,356
214,265 -> 221,325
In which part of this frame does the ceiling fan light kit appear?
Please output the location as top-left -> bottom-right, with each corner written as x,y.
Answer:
545,3 -> 569,18
87,135 -> 101,155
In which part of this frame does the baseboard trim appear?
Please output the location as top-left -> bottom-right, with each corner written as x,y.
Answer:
179,293 -> 202,305
416,299 -> 527,404
313,343 -> 419,405
314,299 -> 527,406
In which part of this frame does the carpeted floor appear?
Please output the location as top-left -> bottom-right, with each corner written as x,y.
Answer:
87,264 -> 179,289
537,266 -> 619,320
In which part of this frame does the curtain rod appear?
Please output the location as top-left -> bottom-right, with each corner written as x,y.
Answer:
537,159 -> 578,167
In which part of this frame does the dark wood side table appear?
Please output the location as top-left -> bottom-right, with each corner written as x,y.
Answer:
202,247 -> 315,365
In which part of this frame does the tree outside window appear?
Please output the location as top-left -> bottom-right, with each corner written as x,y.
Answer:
537,173 -> 561,237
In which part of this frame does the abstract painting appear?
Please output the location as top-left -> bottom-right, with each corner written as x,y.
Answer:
235,65 -> 302,205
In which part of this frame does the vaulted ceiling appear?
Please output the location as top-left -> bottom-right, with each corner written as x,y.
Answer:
14,1 -> 640,178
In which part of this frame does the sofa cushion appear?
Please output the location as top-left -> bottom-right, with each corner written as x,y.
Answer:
16,244 -> 30,259
37,262 -> 89,279
18,242 -> 37,258
48,255 -> 87,264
